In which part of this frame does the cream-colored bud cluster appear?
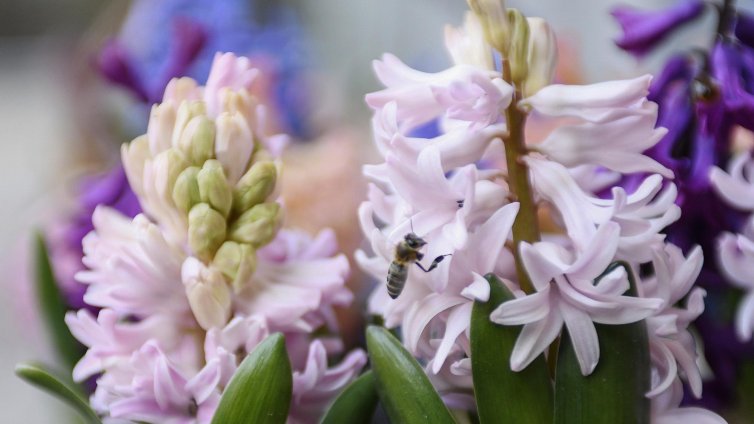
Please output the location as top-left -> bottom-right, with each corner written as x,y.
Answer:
124,84 -> 281,296
168,110 -> 280,294
466,0 -> 557,95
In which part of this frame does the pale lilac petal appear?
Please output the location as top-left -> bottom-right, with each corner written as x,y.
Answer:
461,272 -> 491,301
403,294 -> 467,354
432,303 -> 472,374
736,292 -> 754,341
509,311 -> 563,372
709,161 -> 754,210
522,75 -> 652,121
490,287 -> 553,326
520,242 -> 565,291
560,301 -> 600,375
472,203 -> 519,273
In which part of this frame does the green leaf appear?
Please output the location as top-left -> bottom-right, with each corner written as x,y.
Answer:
211,333 -> 292,424
34,232 -> 83,370
554,261 -> 650,424
471,274 -> 552,424
366,325 -> 456,424
320,370 -> 378,424
15,362 -> 100,423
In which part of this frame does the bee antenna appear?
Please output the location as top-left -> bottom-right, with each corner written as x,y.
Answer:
410,218 -> 415,234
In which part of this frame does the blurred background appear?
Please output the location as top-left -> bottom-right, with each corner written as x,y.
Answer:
0,0 -> 738,421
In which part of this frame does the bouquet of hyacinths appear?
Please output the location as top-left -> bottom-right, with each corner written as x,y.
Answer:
17,52 -> 366,423
345,1 -> 728,423
13,2 -> 735,424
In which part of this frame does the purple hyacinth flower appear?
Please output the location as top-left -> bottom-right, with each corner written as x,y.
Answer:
612,0 -> 706,57
712,41 -> 754,133
645,55 -> 695,172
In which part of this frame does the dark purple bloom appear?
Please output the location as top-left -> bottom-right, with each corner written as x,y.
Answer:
612,0 -> 706,57
712,41 -> 754,133
735,11 -> 754,49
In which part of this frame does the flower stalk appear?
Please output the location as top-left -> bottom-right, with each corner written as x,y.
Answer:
501,59 -> 539,295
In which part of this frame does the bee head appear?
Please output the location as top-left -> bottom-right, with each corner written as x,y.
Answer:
404,233 -> 427,249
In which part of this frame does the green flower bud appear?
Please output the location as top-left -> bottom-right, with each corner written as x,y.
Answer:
183,257 -> 231,330
173,166 -> 201,214
467,0 -> 510,54
233,161 -> 278,213
188,203 -> 227,261
173,101 -> 206,148
228,202 -> 282,248
197,160 -> 233,218
523,17 -> 557,97
507,9 -> 530,84
212,241 -> 257,293
189,116 -> 215,164
153,148 -> 190,207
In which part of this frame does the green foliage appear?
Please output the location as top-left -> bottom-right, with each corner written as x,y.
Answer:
320,370 -> 378,424
15,362 -> 100,423
33,232 -> 83,370
366,326 -> 456,424
211,333 -> 292,424
471,274 -> 552,423
554,262 -> 650,424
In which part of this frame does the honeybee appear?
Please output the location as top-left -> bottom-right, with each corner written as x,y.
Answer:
387,232 -> 450,299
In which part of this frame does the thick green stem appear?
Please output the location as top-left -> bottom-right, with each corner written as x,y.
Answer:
502,60 -> 540,295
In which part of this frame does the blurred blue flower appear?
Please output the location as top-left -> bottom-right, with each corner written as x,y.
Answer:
97,0 -> 312,138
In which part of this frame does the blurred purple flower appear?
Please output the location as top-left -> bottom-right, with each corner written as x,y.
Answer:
735,11 -> 754,49
97,0 -> 311,138
612,0 -> 706,57
47,166 -> 140,311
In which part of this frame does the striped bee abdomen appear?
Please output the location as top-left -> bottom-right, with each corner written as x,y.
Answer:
387,261 -> 408,299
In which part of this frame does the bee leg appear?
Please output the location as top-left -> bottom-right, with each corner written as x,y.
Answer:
414,254 -> 452,273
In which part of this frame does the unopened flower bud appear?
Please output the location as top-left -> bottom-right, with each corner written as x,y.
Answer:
198,160 -> 233,218
524,17 -> 557,97
215,112 -> 254,185
233,161 -> 278,213
228,202 -> 281,248
152,148 -> 189,207
173,166 -> 201,214
212,241 -> 257,293
188,117 -> 216,164
164,77 -> 199,103
121,135 -> 149,198
147,103 -> 177,155
182,257 -> 231,330
188,203 -> 227,261
507,9 -> 530,84
467,0 -> 510,54
173,101 -> 207,149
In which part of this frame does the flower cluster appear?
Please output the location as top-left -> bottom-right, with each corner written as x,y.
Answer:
357,4 -> 722,421
66,53 -> 365,423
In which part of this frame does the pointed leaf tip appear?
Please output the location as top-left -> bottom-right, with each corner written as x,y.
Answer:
211,332 -> 292,424
15,362 -> 100,423
320,370 -> 378,424
33,231 -> 84,370
366,325 -> 455,424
